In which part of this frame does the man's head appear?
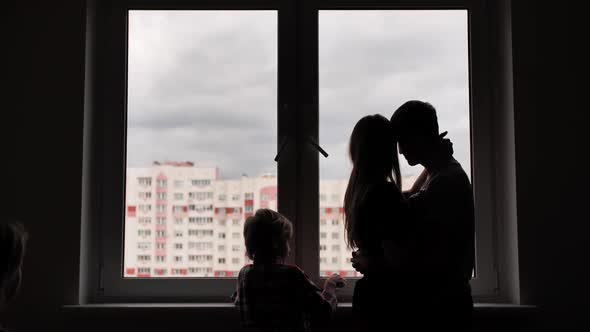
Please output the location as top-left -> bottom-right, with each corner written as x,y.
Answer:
0,220 -> 27,305
244,209 -> 292,263
390,100 -> 440,166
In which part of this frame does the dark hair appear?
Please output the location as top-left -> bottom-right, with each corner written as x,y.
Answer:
243,209 -> 292,263
1,220 -> 27,303
390,100 -> 439,141
344,114 -> 401,250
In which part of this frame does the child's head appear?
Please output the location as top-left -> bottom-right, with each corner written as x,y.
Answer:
244,209 -> 292,263
1,219 -> 27,305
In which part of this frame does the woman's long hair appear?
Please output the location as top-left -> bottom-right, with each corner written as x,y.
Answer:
344,114 -> 401,250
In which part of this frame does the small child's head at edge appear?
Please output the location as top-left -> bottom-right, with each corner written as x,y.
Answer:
244,209 -> 292,264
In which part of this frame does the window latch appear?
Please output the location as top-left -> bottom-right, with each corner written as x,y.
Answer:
274,136 -> 289,162
308,137 -> 329,158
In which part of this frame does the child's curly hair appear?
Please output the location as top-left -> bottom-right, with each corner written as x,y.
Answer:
244,209 -> 292,263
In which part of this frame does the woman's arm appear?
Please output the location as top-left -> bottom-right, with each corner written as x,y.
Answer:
404,168 -> 428,197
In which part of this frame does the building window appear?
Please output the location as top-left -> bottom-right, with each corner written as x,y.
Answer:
156,217 -> 166,225
156,255 -> 165,263
320,232 -> 327,239
218,258 -> 226,264
174,180 -> 183,188
174,193 -> 184,200
232,232 -> 240,239
320,219 -> 326,226
156,192 -> 167,200
331,219 -> 339,226
139,191 -> 152,200
232,219 -> 240,226
232,258 -> 240,264
174,256 -> 182,262
332,245 -> 340,251
232,194 -> 240,201
138,177 -> 152,186
218,194 -> 226,201
174,230 -> 183,238
331,232 -> 339,240
218,245 -> 226,252
218,233 -> 226,239
137,255 -> 151,262
156,243 -> 165,250
232,245 -> 241,252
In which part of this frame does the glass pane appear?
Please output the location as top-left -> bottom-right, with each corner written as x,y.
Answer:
319,10 -> 470,277
124,11 -> 277,278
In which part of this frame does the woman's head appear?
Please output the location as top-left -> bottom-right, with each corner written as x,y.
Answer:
244,209 -> 293,263
344,114 -> 401,249
348,114 -> 401,186
0,220 -> 27,305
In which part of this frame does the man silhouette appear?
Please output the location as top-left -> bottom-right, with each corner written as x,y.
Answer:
391,100 -> 475,331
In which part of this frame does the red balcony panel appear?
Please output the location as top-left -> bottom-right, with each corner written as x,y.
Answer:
339,207 -> 344,214
127,206 -> 136,217
244,199 -> 254,206
225,271 -> 233,277
137,273 -> 151,278
183,206 -> 188,213
339,271 -> 347,277
126,268 -> 135,275
325,208 -> 333,214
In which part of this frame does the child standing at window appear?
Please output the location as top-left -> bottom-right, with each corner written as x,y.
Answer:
233,208 -> 345,331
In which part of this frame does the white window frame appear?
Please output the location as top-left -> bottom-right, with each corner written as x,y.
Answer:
83,0 -> 499,303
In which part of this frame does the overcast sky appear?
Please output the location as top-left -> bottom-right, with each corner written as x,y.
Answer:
127,10 -> 470,180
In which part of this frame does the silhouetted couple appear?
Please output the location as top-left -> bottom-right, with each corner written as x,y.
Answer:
347,100 -> 475,331
234,100 -> 474,332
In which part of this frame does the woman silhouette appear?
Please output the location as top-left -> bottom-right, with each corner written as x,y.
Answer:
344,114 -> 417,331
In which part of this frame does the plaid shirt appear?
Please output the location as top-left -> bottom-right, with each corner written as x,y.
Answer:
233,263 -> 338,331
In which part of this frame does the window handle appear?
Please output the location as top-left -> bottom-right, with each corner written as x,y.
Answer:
274,136 -> 289,162
308,137 -> 329,158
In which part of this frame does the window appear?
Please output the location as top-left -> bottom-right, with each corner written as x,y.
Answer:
174,256 -> 182,263
174,218 -> 183,225
232,232 -> 241,239
138,191 -> 152,200
232,219 -> 240,226
92,1 -> 496,301
332,257 -> 338,264
137,242 -> 151,250
218,245 -> 226,252
232,245 -> 241,252
218,194 -> 226,201
137,177 -> 152,186
232,258 -> 240,264
218,219 -> 226,226
332,245 -> 340,251
174,230 -> 183,238
137,255 -> 151,262
218,258 -> 226,264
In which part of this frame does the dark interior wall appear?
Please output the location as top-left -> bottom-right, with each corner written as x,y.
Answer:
3,0 -> 587,331
4,0 -> 86,329
511,0 -> 587,329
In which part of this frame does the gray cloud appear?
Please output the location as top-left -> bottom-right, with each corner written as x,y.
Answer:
127,10 -> 471,180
